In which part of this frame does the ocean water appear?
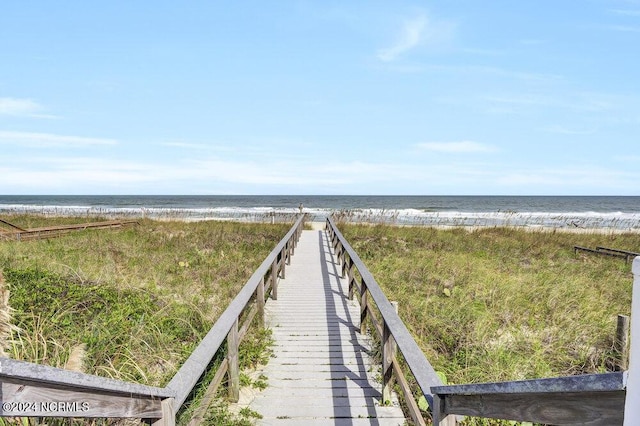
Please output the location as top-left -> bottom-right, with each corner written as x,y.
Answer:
0,195 -> 639,230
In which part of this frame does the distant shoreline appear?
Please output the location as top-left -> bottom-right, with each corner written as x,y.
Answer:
2,194 -> 640,231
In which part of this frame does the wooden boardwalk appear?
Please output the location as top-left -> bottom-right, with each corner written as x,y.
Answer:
249,229 -> 406,425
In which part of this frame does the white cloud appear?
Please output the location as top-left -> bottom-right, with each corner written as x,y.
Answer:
415,141 -> 497,153
496,166 -> 640,190
161,142 -> 211,150
479,91 -> 624,116
377,13 -> 454,62
0,131 -> 117,147
607,25 -> 640,32
3,151 -> 638,195
377,14 -> 427,62
0,98 -> 57,118
0,156 -> 413,193
543,125 -> 596,135
609,9 -> 640,16
0,98 -> 40,115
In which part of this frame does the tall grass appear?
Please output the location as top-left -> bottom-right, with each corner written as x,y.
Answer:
0,216 -> 291,425
341,224 -> 639,424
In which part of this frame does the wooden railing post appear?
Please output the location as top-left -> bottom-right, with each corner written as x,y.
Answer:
337,242 -> 345,278
624,257 -> 640,424
382,301 -> 399,403
227,319 -> 240,402
360,279 -> 368,334
257,277 -> 265,325
280,247 -> 286,279
432,396 -> 457,426
271,258 -> 278,300
616,314 -> 630,371
151,399 -> 176,426
348,259 -> 355,300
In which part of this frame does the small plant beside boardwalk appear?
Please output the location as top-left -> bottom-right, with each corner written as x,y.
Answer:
341,223 -> 640,425
0,216 -> 290,425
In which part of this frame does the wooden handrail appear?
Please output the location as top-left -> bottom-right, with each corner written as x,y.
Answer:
325,216 -> 449,425
0,357 -> 173,419
432,372 -> 626,425
0,357 -> 171,397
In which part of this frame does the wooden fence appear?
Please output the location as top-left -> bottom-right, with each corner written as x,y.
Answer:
327,216 -> 635,426
0,219 -> 139,241
0,214 -> 305,425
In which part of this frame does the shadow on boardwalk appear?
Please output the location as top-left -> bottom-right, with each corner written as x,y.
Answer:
247,229 -> 405,425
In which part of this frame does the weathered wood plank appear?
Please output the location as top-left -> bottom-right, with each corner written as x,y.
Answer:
596,246 -> 640,257
227,318 -> 240,402
441,391 -> 624,425
249,229 -> 405,424
152,398 -> 176,426
431,372 -> 625,395
392,358 -> 426,426
1,378 -> 163,418
0,357 -> 170,398
575,245 -> 628,259
433,372 -> 625,425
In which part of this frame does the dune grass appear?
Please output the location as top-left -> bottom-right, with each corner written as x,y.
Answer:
3,215 -> 639,425
0,216 -> 290,425
340,223 -> 639,424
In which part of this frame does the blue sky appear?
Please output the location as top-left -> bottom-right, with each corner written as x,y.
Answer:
1,1 -> 639,195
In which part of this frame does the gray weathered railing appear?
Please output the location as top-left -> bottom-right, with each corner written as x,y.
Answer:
0,214 -> 305,425
0,219 -> 139,241
326,216 -> 453,426
327,216 -> 634,425
0,358 -> 173,420
432,371 -> 625,425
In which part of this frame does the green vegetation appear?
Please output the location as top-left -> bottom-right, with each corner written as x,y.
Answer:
5,267 -> 206,384
341,224 -> 639,424
0,215 -> 290,425
3,215 -> 638,425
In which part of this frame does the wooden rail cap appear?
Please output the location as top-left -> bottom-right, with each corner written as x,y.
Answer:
0,358 -> 172,418
432,372 -> 626,425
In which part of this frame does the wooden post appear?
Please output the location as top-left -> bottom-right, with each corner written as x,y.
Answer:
227,319 -> 240,402
348,259 -> 355,300
338,243 -> 345,277
624,257 -> 640,424
382,301 -> 399,403
341,255 -> 347,279
616,314 -> 630,371
271,258 -> 278,300
360,279 -> 368,334
280,247 -> 286,279
150,398 -> 176,426
257,277 -> 265,325
432,395 -> 457,426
